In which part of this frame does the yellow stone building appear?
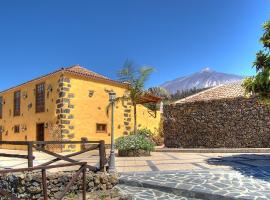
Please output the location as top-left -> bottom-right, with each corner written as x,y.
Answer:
0,65 -> 161,151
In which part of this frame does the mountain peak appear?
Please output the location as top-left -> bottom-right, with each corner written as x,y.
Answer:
160,68 -> 244,94
200,67 -> 214,73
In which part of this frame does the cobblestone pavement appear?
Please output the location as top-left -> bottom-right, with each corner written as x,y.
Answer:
116,184 -> 202,200
119,168 -> 270,200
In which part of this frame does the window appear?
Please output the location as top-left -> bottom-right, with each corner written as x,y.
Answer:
96,123 -> 107,133
14,91 -> 21,116
14,125 -> 20,133
36,83 -> 45,113
0,97 -> 2,119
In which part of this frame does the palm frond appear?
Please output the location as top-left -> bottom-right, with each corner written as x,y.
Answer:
118,59 -> 137,83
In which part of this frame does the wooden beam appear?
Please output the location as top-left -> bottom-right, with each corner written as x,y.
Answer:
39,144 -> 99,166
57,166 -> 85,200
0,162 -> 87,174
0,153 -> 30,159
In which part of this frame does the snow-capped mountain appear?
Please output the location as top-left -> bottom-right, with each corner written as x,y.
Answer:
160,67 -> 244,94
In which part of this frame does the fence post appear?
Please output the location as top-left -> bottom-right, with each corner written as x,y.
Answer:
81,137 -> 87,151
41,169 -> 48,200
27,142 -> 34,168
82,164 -> 86,200
99,140 -> 106,172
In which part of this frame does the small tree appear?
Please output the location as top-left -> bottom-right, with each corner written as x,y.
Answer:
243,20 -> 270,97
118,60 -> 154,133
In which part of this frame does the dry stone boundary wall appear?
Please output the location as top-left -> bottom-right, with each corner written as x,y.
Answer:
164,97 -> 270,148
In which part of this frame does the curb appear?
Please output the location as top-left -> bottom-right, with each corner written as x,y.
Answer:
119,178 -> 248,200
154,148 -> 270,153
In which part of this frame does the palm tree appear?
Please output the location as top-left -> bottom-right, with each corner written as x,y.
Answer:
118,60 -> 154,133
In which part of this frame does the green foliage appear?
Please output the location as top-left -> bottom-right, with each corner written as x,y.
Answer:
259,96 -> 270,110
243,20 -> 270,97
242,69 -> 270,96
118,60 -> 154,104
253,51 -> 270,71
242,77 -> 256,95
260,21 -> 270,49
132,128 -> 164,146
171,87 -> 210,100
118,60 -> 155,133
115,134 -> 155,151
131,128 -> 154,137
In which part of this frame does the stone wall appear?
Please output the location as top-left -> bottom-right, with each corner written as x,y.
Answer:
164,97 -> 270,148
0,171 -> 118,200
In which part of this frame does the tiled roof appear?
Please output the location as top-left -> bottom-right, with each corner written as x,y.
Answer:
175,81 -> 245,104
0,65 -> 127,94
64,65 -> 109,80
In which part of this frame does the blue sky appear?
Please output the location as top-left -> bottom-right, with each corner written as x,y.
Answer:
0,0 -> 269,90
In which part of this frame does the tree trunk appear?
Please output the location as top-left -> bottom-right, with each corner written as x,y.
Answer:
133,103 -> 137,134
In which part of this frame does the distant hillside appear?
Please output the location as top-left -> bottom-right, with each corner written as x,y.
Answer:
161,67 -> 244,94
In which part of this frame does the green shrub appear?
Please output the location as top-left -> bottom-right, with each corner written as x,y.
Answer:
132,128 -> 154,137
115,134 -> 155,151
131,128 -> 164,146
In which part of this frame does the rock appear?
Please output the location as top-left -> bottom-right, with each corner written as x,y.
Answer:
27,186 -> 42,194
100,173 -> 108,184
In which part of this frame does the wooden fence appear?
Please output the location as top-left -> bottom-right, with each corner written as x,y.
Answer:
0,140 -> 107,199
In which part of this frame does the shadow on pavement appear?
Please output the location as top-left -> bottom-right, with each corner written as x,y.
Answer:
207,154 -> 270,182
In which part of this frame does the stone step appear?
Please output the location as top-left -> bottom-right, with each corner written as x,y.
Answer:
116,184 -> 202,200
119,178 -> 239,200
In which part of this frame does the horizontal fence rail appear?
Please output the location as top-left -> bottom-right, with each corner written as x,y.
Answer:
0,140 -> 102,145
0,139 -> 107,171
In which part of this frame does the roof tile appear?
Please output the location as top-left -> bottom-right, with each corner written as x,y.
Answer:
175,81 -> 245,104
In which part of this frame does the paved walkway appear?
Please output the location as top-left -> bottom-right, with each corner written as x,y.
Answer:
115,152 -> 270,173
2,149 -> 270,172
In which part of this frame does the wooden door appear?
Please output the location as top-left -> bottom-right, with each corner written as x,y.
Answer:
36,123 -> 45,141
36,123 -> 45,149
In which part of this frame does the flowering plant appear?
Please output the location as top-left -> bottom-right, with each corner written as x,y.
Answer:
115,134 -> 155,151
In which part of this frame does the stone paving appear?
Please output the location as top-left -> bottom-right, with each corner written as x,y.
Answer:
119,169 -> 270,200
118,153 -> 270,200
116,184 -> 202,200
